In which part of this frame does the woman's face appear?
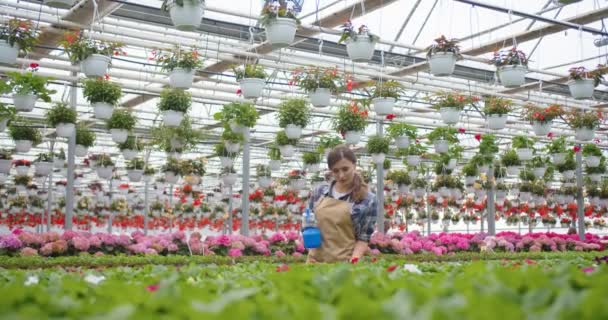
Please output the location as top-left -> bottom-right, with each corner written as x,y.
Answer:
330,158 -> 356,186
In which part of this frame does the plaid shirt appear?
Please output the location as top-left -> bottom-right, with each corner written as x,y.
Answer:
309,182 -> 377,242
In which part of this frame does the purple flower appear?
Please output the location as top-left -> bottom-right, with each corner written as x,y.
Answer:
0,234 -> 23,250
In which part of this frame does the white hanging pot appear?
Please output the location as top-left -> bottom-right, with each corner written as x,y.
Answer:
406,155 -> 421,167
345,35 -> 376,62
15,165 -> 29,176
487,114 -> 507,130
0,119 -> 8,132
55,123 -> 75,138
308,88 -> 331,107
81,54 -> 111,78
162,110 -> 184,127
495,190 -> 507,201
285,124 -> 303,139
239,78 -> 265,99
428,52 -> 457,76
265,17 -> 297,48
122,149 -> 138,160
398,184 -> 409,194
13,94 -> 37,112
395,136 -> 410,149
465,176 -> 476,185
433,139 -> 449,154
497,65 -> 527,87
590,173 -> 603,182
43,0 -> 76,9
164,171 -> 179,184
170,138 -> 184,149
269,159 -> 281,171
290,178 -> 306,190
439,107 -> 461,125
0,40 -> 19,65
371,153 -> 386,164
408,170 -> 418,180
305,163 -> 320,172
552,153 -> 567,165
414,188 -> 425,198
258,176 -> 272,188
585,156 -> 601,167
575,127 -> 595,141
14,140 -> 33,153
92,102 -> 113,120
506,166 -> 520,176
568,79 -> 595,99
224,141 -> 241,154
344,131 -> 362,144
229,121 -> 246,134
53,158 -> 65,169
531,121 -> 551,136
278,144 -> 295,158
222,173 -> 237,186
533,167 -> 547,179
75,145 -> 88,157
110,129 -> 129,143
219,156 -> 234,168
478,165 -> 489,175
168,0 -> 204,31
127,169 -> 144,182
35,162 -> 52,176
516,148 -> 534,161
372,97 -> 396,116
0,159 -> 12,174
445,158 -> 457,170
96,166 -> 114,179
563,170 -> 575,180
168,68 -> 194,89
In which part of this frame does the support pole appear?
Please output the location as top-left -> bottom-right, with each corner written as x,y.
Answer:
487,164 -> 496,236
575,145 -> 586,240
46,143 -> 54,232
227,185 -> 233,234
143,179 -> 149,235
376,119 -> 385,234
426,174 -> 431,236
63,66 -> 77,230
107,179 -> 113,234
169,183 -> 174,233
241,128 -> 250,236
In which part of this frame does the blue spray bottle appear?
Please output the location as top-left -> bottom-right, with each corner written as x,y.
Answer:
301,208 -> 322,249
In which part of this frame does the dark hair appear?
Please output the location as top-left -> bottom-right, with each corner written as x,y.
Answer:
327,145 -> 368,201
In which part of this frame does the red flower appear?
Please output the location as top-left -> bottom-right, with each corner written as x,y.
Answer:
350,257 -> 359,264
386,265 -> 397,272
547,132 -> 554,139
347,79 -> 353,91
525,259 -> 536,265
371,257 -> 377,263
573,145 -> 581,153
458,128 -> 466,133
104,74 -> 110,80
474,134 -> 482,141
236,89 -> 242,95
146,284 -> 159,292
29,63 -> 39,69
385,114 -> 396,120
276,264 -> 289,272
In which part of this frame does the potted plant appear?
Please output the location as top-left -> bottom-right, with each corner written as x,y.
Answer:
530,156 -> 549,179
106,109 -> 136,143
501,149 -> 521,176
477,134 -> 499,166
402,143 -> 427,166
154,47 -> 203,88
277,98 -> 311,139
567,110 -> 600,141
151,116 -> 202,156
582,144 -> 602,168
256,164 -> 272,188
126,158 -> 145,182
34,153 -> 53,176
214,143 -> 234,168
0,19 -> 38,65
512,135 -> 535,161
214,102 -> 260,132
426,35 -> 462,76
8,120 -> 41,153
483,96 -> 513,130
0,149 -> 13,174
0,103 -> 16,132
43,0 -> 76,9
567,65 -> 605,99
144,166 -> 156,182
429,91 -> 479,125
96,154 -> 114,179
233,64 -> 267,99
545,136 -> 568,165
462,162 -> 478,185
490,47 -> 529,87
302,152 -> 321,172
160,0 -> 205,30
338,21 -> 379,62
412,178 -> 427,197
268,145 -> 282,171
221,166 -> 237,186
386,123 -> 417,149
0,71 -> 55,112
75,125 -> 95,157
556,151 -> 576,180
162,157 -> 181,184
317,135 -> 343,158
82,78 -> 121,120
158,88 -> 191,127
522,103 -> 563,136
259,1 -> 300,48
221,129 -> 244,154
53,148 -> 66,169
292,66 -> 341,108
585,157 -> 606,182
366,135 -> 391,164
60,31 -> 124,77
46,102 -> 77,138
369,80 -> 402,115
333,101 -> 368,144
275,131 -> 297,158
118,136 -> 144,160
427,127 -> 458,154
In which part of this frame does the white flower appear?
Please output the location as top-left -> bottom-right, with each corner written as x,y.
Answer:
24,275 -> 38,286
403,264 -> 422,274
84,274 -> 105,285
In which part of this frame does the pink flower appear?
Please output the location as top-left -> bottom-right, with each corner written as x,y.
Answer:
94,251 -> 104,257
274,250 -> 285,257
215,235 -> 231,247
19,247 -> 38,257
370,248 -> 381,255
582,267 -> 595,273
228,248 -> 242,257
72,236 -> 90,252
11,228 -> 23,236
292,252 -> 302,257
146,284 -> 159,292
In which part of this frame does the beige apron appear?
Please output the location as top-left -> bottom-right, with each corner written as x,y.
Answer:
308,196 -> 356,263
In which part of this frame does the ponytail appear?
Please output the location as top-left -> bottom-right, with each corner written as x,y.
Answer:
351,171 -> 368,202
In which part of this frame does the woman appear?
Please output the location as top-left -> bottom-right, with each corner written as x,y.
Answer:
307,145 -> 377,263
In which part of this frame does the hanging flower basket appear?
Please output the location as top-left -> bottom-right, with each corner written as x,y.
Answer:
265,17 -> 298,48
562,170 -> 575,180
533,167 -> 546,179
407,155 -> 421,166
439,107 -> 461,125
169,68 -> 194,89
585,156 -> 601,167
92,102 -> 114,120
54,157 -> 65,169
238,78 -> 265,99
372,97 -> 396,116
551,152 -> 566,165
0,40 -> 19,65
575,127 -> 595,141
96,166 -> 114,179
506,166 -> 520,176
13,94 -> 37,112
258,176 -> 272,188
0,159 -> 11,174
122,149 -> 138,160
224,141 -> 241,154
222,173 -> 237,186
285,124 -> 302,139
81,54 -> 111,78
44,0 -> 76,8
395,136 -> 410,149
269,159 -> 281,171
35,162 -> 52,176
531,121 -> 551,136
162,110 -> 184,127
345,35 -> 376,62
164,171 -> 179,184
344,131 -> 362,144
371,153 -> 386,164
428,52 -> 457,76
55,123 -> 75,138
497,65 -> 527,87
165,0 -> 205,31
110,129 -> 129,143
308,88 -> 332,108
219,156 -> 234,168
14,140 -> 33,153
568,79 -> 595,99
127,169 -> 144,182
433,139 -> 449,154
487,114 -> 507,130
75,145 -> 88,157
278,144 -> 295,158
515,148 -> 533,161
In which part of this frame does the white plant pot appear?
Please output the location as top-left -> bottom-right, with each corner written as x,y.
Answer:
265,17 -> 297,48
408,170 -> 418,180
15,165 -> 29,176
309,88 -> 332,107
533,167 -> 547,179
110,129 -> 129,143
465,176 -> 476,185
414,188 -> 425,198
439,107 -> 461,125
168,1 -> 204,30
75,145 -> 88,157
219,157 -> 234,168
305,163 -> 320,173
239,78 -> 265,99
552,153 -> 567,165
14,140 -> 33,153
162,110 -> 184,127
290,178 -> 306,190
531,121 -> 552,136
345,35 -> 376,62
372,97 -> 396,116
229,121 -> 246,134
344,131 -> 362,144
585,156 -> 601,167
122,149 -> 138,160
568,79 -> 595,100
563,170 -> 575,180
590,173 -> 602,182
222,173 -> 237,186
258,176 -> 272,188
53,158 -> 65,169
395,136 -> 410,149
487,114 -> 507,130
428,52 -> 457,76
279,144 -> 295,158
0,159 -> 12,174
285,124 -> 303,139
96,166 -> 114,179
224,141 -> 241,154
81,54 -> 111,78
445,158 -> 457,170
406,155 -> 421,167
127,169 -> 144,182
92,102 -> 113,120
0,119 -> 8,132
434,140 -> 449,154
164,171 -> 179,184
269,160 -> 281,171
516,148 -> 534,161
371,153 -> 386,164
575,127 -> 595,141
55,123 -> 75,138
398,184 -> 409,194
497,65 -> 527,87
43,0 -> 76,9
506,166 -> 520,176
13,94 -> 37,112
478,165 -> 489,175
168,68 -> 194,89
0,40 -> 19,65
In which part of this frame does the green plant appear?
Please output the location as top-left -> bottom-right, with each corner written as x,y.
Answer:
97,154 -> 114,167
519,168 -> 536,182
412,178 -> 427,189
0,19 -> 38,54
214,143 -> 231,158
386,123 -> 417,139
291,66 -> 341,94
490,47 -> 529,67
0,103 -> 16,123
479,134 -> 499,156
512,135 -> 535,149
545,136 -> 567,154
338,22 -> 379,44
162,157 -> 181,174
568,65 -> 606,87
427,127 -> 458,143
259,1 -> 300,27
0,72 -> 56,102
302,152 -> 320,165
8,120 -> 41,145
35,152 -> 52,163
75,125 -> 96,147
428,91 -> 479,111
530,156 -> 548,168
426,35 -> 462,58
333,102 -> 368,134
158,88 -> 191,113
233,64 -> 267,81
126,158 -> 145,170
501,149 -> 521,167
400,143 -> 427,157
118,136 -> 144,151
180,158 -> 206,176
151,116 -> 202,153
46,102 -> 77,126
556,152 -> 576,172
269,146 -> 281,160
82,78 -> 122,105
567,110 -> 601,129
372,158 -> 391,170
144,167 -> 156,176
106,109 -> 136,130
60,31 -> 124,63
0,149 -> 13,160
367,135 -> 390,154
154,46 -> 202,72
14,175 -> 31,186
369,80 -> 403,99
586,157 -> 606,175
55,148 -> 66,160
387,170 -> 410,186
214,102 -> 259,128
221,129 -> 244,143
275,131 -> 297,146
483,96 -> 513,115
276,98 -> 311,128
256,164 -> 271,177
462,163 -> 479,177
583,144 -> 602,157
317,135 -> 342,154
